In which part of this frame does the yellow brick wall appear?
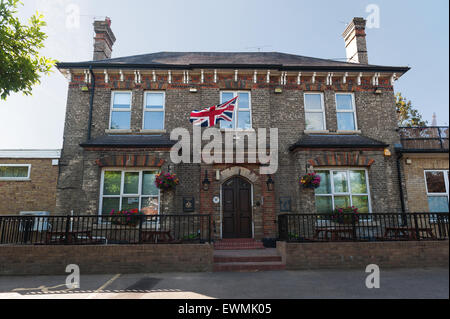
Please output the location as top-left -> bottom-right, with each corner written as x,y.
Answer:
0,158 -> 58,215
403,154 -> 449,212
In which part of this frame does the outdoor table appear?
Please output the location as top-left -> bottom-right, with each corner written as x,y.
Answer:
141,230 -> 175,243
45,230 -> 94,244
314,227 -> 354,241
383,227 -> 436,240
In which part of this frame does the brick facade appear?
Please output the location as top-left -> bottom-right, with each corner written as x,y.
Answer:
0,157 -> 59,215
56,72 -> 403,240
401,153 -> 449,212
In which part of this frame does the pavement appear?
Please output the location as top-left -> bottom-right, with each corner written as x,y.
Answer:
0,267 -> 448,299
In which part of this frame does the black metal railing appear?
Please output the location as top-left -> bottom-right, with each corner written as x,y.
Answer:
278,213 -> 449,242
0,214 -> 211,245
399,126 -> 449,151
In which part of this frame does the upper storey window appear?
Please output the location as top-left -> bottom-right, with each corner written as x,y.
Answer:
336,93 -> 357,131
304,93 -> 326,131
143,92 -> 165,130
110,92 -> 132,130
220,91 -> 252,130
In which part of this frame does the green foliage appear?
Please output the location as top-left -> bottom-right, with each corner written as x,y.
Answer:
396,92 -> 427,127
0,0 -> 55,100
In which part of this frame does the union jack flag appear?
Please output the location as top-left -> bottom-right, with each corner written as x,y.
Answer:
189,96 -> 238,127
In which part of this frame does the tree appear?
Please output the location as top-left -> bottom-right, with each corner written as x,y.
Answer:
396,92 -> 427,127
0,0 -> 55,100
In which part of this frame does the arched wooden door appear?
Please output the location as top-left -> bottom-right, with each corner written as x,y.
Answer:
222,176 -> 252,238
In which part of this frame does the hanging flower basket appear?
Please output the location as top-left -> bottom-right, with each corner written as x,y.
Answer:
331,206 -> 360,224
155,172 -> 179,191
300,172 -> 321,189
109,209 -> 144,227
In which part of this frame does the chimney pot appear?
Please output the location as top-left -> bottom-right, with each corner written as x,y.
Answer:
93,17 -> 116,61
342,17 -> 368,64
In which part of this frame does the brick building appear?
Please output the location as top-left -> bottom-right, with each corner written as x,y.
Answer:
0,149 -> 61,215
397,126 -> 449,213
55,17 -> 410,241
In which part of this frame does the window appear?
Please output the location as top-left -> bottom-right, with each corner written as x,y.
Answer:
304,93 -> 326,130
110,92 -> 132,130
220,91 -> 252,130
0,164 -> 31,180
143,92 -> 165,130
315,169 -> 371,214
335,93 -> 357,131
425,170 -> 449,213
100,170 -> 160,215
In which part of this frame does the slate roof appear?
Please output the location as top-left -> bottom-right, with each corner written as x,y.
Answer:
289,134 -> 388,151
57,51 -> 409,73
80,135 -> 176,148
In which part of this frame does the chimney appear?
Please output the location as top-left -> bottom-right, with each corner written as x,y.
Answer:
342,17 -> 368,64
93,17 -> 116,61
432,113 -> 437,126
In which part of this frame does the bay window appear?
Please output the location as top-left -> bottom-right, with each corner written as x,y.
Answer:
315,169 -> 371,214
100,170 -> 160,215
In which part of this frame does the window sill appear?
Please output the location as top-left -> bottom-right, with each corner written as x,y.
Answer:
304,130 -> 330,134
105,129 -> 133,134
0,178 -> 31,182
137,129 -> 167,134
220,128 -> 255,133
336,130 -> 362,134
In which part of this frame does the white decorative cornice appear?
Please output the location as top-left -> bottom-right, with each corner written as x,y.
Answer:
253,70 -> 257,83
357,72 -> 362,85
168,71 -> 172,84
119,70 -> 124,82
234,70 -> 238,82
152,70 -> 156,82
297,72 -> 302,85
342,72 -> 348,84
104,70 -> 109,83
266,70 -> 270,83
0,149 -> 61,159
312,72 -> 316,84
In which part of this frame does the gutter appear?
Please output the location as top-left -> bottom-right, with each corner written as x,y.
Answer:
87,65 -> 95,141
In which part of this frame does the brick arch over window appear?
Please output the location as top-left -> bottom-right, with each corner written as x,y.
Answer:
308,153 -> 375,167
95,155 -> 165,167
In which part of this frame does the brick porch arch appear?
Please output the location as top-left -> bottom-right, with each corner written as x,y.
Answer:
219,166 -> 259,183
95,154 -> 165,167
308,153 -> 375,167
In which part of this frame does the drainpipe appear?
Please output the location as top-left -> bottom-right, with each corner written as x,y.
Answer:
396,152 -> 407,226
87,65 -> 96,141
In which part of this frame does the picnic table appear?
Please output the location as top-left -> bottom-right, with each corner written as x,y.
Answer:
45,230 -> 97,244
314,226 -> 354,241
141,230 -> 179,243
383,226 -> 436,240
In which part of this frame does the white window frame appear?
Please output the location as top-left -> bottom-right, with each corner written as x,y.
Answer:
98,168 -> 161,217
424,170 -> 449,212
142,91 -> 166,130
109,91 -> 132,130
220,91 -> 252,130
315,168 -> 372,214
0,164 -> 31,181
304,92 -> 327,131
335,93 -> 358,131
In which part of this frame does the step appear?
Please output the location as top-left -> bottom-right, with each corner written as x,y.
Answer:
214,248 -> 282,263
214,239 -> 265,250
213,261 -> 286,272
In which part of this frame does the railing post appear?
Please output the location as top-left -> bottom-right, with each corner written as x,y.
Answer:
208,215 -> 211,243
138,214 -> 144,244
65,214 -> 71,244
413,214 -> 420,241
0,218 -> 4,244
278,215 -> 288,241
23,216 -> 33,244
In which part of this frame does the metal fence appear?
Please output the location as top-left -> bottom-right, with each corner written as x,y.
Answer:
398,126 -> 449,151
0,214 -> 211,245
278,213 -> 449,242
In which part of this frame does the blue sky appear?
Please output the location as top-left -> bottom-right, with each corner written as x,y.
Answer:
0,0 -> 448,149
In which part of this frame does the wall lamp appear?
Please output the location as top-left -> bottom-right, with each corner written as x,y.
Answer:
202,170 -> 211,191
266,175 -> 275,191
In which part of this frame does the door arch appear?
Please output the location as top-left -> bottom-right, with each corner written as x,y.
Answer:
221,176 -> 253,238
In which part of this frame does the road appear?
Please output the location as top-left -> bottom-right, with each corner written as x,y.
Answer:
0,267 -> 448,299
